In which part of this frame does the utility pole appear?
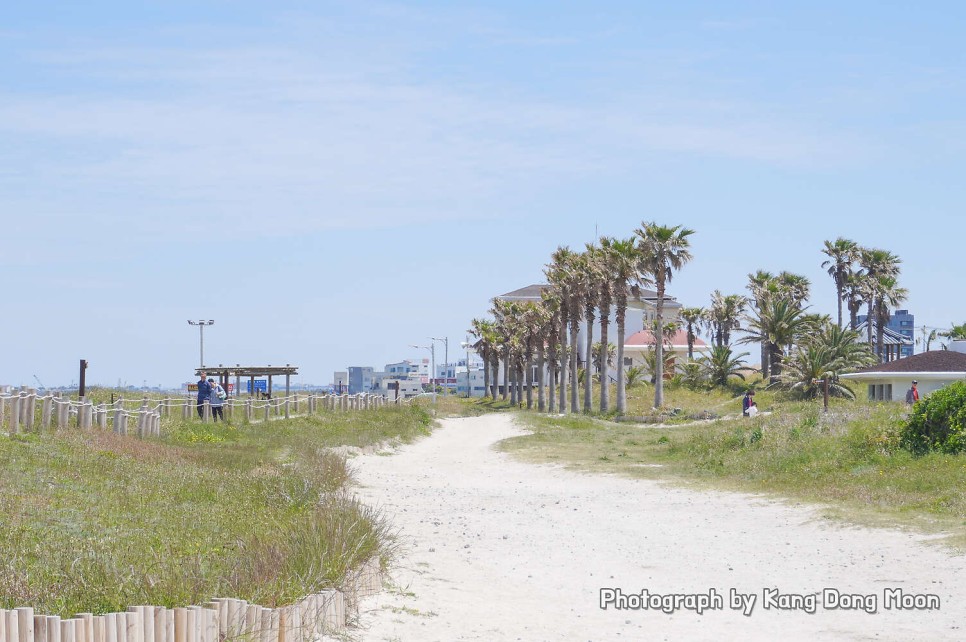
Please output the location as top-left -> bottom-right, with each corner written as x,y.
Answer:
188,320 -> 215,367
431,336 -> 449,396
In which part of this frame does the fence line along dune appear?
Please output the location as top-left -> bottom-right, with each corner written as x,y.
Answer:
0,389 -> 408,438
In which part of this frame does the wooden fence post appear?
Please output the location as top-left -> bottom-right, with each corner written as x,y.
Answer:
263,402 -> 269,423
284,396 -> 290,419
203,401 -> 211,424
42,395 -> 53,429
245,399 -> 252,422
25,389 -> 37,430
9,394 -> 20,434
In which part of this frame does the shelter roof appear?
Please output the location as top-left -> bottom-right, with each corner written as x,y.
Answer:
194,365 -> 299,377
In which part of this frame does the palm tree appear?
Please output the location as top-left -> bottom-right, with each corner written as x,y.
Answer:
679,307 -> 704,360
582,244 -> 602,413
600,237 -> 645,415
594,248 -> 615,413
746,270 -> 775,378
624,365 -> 647,388
491,298 -> 522,401
842,271 -> 866,331
821,237 -> 859,329
857,248 -> 901,348
940,323 -> 966,342
706,291 -> 746,348
640,345 -> 677,385
539,291 -> 560,412
469,318 -> 497,399
776,271 -> 811,308
546,247 -> 575,414
635,222 -> 694,409
872,275 -> 908,362
740,298 -> 816,386
779,323 -> 875,399
701,345 -> 749,387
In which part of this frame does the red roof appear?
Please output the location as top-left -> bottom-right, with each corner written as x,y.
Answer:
625,329 -> 706,347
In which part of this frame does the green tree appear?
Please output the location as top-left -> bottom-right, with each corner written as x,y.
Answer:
679,307 -> 704,360
600,236 -> 646,415
635,221 -> 695,409
821,237 -> 859,329
700,345 -> 749,387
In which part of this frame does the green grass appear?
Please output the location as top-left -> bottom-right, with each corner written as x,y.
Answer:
501,398 -> 966,548
0,404 -> 432,616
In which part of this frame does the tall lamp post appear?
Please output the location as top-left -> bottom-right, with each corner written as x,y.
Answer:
187,320 -> 215,367
410,343 -> 436,403
431,336 -> 448,396
460,336 -> 473,398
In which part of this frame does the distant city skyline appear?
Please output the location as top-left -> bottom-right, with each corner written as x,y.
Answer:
3,2 -> 965,387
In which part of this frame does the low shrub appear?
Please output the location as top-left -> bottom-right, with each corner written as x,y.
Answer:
901,381 -> 966,455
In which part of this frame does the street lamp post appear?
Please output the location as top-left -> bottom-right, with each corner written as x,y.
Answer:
460,336 -> 472,398
187,320 -> 215,367
410,344 -> 436,403
431,336 -> 448,396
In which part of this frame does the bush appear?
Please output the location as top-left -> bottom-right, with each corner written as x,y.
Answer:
901,381 -> 966,455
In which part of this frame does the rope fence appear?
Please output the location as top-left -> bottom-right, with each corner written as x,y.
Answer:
0,388 -> 411,438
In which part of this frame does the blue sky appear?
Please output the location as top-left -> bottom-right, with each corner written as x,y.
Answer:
2,1 -> 964,388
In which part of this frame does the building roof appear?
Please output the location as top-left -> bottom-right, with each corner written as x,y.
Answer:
851,350 -> 966,374
853,321 -> 913,346
497,283 -> 682,309
624,329 -> 706,348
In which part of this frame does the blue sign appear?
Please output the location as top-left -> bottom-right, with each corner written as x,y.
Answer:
248,379 -> 268,393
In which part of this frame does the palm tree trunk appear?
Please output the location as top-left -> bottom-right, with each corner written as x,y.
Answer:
599,305 -> 610,412
547,348 -> 556,413
537,346 -> 546,412
760,343 -> 769,381
866,301 -> 874,347
836,282 -> 844,329
654,283 -> 665,409
584,309 -> 594,413
502,354 -> 510,401
481,348 -> 490,399
570,318 -> 580,413
769,342 -> 781,385
490,357 -> 499,399
616,303 -> 627,414
525,354 -> 534,409
558,314 -> 568,414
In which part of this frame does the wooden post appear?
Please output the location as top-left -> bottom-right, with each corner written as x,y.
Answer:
172,610 -> 186,642
60,619 -> 76,642
103,614 -> 115,642
78,614 -> 94,642
263,402 -> 269,423
44,616 -> 61,642
203,400 -> 211,423
25,389 -> 36,430
98,403 -> 108,429
125,608 -> 142,642
118,413 -> 128,436
8,395 -> 20,434
182,399 -> 190,421
114,613 -> 127,642
284,395 -> 290,419
34,613 -> 47,642
245,398 -> 252,422
16,608 -> 33,642
92,617 -> 105,642
0,395 -> 5,433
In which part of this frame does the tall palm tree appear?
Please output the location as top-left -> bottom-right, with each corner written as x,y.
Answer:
581,245 -> 602,413
546,247 -> 575,414
635,221 -> 695,409
567,252 -> 588,414
594,243 -> 615,412
872,275 -> 908,362
746,270 -> 775,378
539,291 -> 560,412
469,318 -> 496,399
491,298 -> 522,401
706,291 -> 746,348
821,237 -> 859,329
857,248 -> 901,348
842,271 -> 866,331
679,307 -> 704,360
601,237 -> 647,414
776,271 -> 811,308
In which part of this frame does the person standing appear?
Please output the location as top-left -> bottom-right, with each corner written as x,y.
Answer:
210,379 -> 227,422
905,380 -> 920,405
196,371 -> 212,419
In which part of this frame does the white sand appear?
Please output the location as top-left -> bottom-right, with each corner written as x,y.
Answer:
352,414 -> 965,641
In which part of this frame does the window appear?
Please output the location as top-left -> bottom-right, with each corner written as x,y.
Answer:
624,357 -> 633,366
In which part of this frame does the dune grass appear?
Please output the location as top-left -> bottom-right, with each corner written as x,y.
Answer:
0,404 -> 432,616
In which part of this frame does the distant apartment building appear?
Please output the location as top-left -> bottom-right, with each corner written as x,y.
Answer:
332,371 -> 347,393
347,366 -> 374,394
857,309 -> 915,358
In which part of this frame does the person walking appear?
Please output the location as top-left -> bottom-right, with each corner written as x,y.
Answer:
905,380 -> 920,405
196,371 -> 212,419
210,379 -> 227,422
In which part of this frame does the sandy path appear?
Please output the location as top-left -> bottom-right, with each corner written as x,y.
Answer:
352,414 -> 965,641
